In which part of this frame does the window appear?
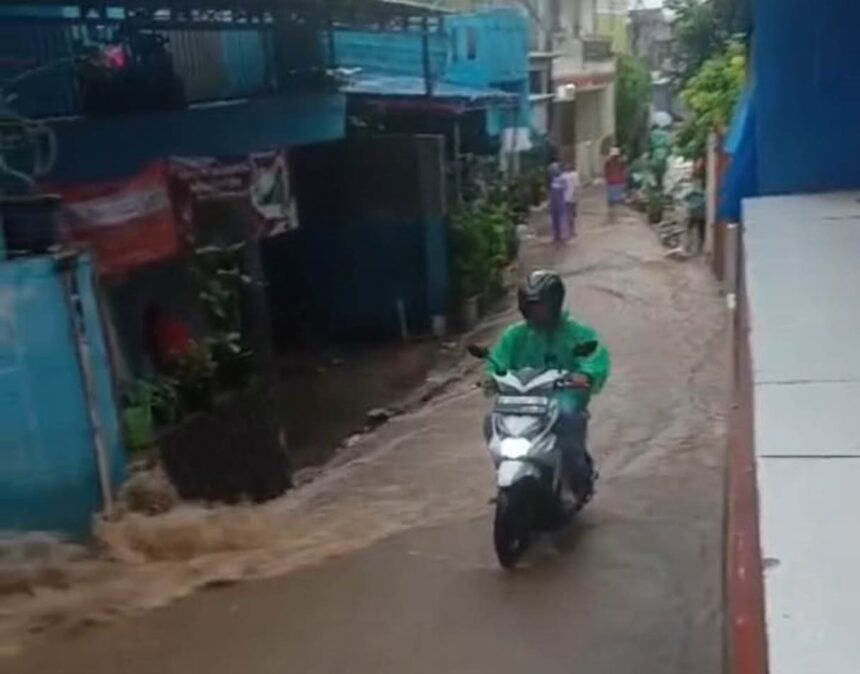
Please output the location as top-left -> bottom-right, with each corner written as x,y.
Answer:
466,27 -> 477,60
451,28 -> 459,62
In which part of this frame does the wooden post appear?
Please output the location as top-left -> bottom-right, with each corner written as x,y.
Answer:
453,118 -> 463,207
706,131 -> 719,255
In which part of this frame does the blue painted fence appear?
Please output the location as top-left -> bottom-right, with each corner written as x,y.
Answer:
0,254 -> 124,539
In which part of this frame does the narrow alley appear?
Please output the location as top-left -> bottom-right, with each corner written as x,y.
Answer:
2,192 -> 729,674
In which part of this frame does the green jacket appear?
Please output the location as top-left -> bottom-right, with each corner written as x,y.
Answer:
487,314 -> 611,411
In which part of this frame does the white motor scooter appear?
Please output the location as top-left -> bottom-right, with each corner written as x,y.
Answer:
469,341 -> 597,569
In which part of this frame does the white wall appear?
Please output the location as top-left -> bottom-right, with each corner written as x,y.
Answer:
580,0 -> 597,34
531,101 -> 550,136
574,85 -> 614,181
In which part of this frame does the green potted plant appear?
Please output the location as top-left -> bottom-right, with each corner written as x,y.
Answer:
192,240 -> 256,392
150,376 -> 180,427
483,202 -> 512,299
452,206 -> 487,330
120,380 -> 155,452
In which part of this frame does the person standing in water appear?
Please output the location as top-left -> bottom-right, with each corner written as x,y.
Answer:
548,162 -> 569,244
562,163 -> 580,238
604,148 -> 627,223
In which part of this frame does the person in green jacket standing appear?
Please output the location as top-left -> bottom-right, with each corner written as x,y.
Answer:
486,270 -> 611,502
649,123 -> 672,191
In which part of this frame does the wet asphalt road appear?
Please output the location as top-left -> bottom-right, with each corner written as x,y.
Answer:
5,200 -> 728,674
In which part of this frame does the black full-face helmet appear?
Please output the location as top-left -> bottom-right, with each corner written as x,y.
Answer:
517,270 -> 565,326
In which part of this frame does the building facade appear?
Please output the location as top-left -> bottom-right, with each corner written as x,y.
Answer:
424,0 -> 628,180
550,0 -> 627,181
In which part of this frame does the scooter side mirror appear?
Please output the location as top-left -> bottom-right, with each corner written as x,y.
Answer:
573,340 -> 598,358
467,344 -> 490,359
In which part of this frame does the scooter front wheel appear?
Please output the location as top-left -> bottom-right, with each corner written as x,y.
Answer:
494,487 -> 531,569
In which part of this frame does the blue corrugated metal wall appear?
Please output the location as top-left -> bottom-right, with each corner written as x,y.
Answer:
333,9 -> 528,139
220,30 -> 268,97
264,135 -> 448,342
333,28 -> 447,79
333,9 -> 528,92
445,10 -> 528,87
264,218 -> 433,339
47,92 -> 346,183
0,254 -> 124,539
754,0 -> 860,195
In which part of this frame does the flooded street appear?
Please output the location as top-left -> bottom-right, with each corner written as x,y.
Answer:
2,195 -> 729,674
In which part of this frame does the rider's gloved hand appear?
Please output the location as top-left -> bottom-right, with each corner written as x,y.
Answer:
568,373 -> 592,389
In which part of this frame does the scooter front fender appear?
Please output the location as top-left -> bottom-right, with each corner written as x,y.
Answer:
497,460 -> 542,488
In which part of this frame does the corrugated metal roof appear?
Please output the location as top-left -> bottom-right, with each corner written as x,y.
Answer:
342,72 -> 514,104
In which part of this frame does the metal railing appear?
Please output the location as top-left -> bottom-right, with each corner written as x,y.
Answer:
0,17 -> 329,119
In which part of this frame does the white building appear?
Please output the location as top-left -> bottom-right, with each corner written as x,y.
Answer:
548,0 -> 628,181
388,0 -> 629,181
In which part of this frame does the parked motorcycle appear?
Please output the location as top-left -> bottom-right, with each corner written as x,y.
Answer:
469,341 -> 597,569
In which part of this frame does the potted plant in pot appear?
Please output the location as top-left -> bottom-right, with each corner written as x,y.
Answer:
121,380 -> 155,452
452,206 -> 488,331
483,201 -> 512,303
150,376 -> 180,427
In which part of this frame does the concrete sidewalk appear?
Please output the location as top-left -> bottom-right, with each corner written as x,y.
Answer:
730,191 -> 860,674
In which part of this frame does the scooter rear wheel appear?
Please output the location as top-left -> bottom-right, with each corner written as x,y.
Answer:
494,488 -> 531,569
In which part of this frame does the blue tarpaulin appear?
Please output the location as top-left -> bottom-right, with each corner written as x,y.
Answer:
720,81 -> 759,222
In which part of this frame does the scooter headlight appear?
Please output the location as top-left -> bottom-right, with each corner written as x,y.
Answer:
496,415 -> 543,438
499,437 -> 531,459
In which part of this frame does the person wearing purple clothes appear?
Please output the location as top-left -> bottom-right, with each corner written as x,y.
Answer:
548,162 -> 569,244
563,164 -> 579,238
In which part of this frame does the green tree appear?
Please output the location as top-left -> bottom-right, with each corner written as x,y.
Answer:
666,0 -> 749,86
666,0 -> 726,85
676,41 -> 746,159
615,54 -> 652,160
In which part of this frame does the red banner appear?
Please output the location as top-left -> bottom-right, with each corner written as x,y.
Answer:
58,162 -> 180,277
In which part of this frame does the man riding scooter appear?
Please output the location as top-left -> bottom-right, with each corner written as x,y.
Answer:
485,270 -> 611,504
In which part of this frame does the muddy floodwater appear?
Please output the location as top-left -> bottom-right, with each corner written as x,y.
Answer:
2,194 -> 729,674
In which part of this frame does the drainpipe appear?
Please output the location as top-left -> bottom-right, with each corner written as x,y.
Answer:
422,14 -> 434,97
